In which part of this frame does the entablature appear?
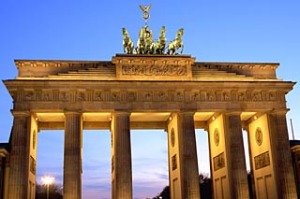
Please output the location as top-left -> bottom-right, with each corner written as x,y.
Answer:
4,79 -> 293,113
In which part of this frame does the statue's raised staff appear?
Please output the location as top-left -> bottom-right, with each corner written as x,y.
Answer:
167,28 -> 184,55
136,26 -> 154,54
151,26 -> 167,54
122,28 -> 134,54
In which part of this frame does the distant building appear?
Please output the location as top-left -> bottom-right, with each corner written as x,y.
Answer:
290,140 -> 300,198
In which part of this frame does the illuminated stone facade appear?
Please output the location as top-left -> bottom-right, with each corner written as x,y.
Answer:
2,54 -> 298,199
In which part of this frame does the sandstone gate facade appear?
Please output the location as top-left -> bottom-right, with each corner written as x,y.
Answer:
2,54 -> 298,199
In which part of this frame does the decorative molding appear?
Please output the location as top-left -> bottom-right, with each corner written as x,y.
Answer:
13,58 -> 282,80
15,60 -> 113,69
171,128 -> 175,147
30,156 -> 36,175
172,154 -> 177,171
193,62 -> 279,79
255,127 -> 263,146
214,128 -> 220,146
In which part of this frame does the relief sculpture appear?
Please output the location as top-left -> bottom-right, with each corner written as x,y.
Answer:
122,64 -> 187,76
18,88 -> 284,104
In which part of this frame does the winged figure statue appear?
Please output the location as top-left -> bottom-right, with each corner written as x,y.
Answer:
139,4 -> 151,20
139,4 -> 151,13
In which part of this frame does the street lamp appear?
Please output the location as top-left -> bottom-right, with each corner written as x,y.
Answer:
41,175 -> 55,199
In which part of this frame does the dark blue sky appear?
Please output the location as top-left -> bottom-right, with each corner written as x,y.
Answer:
1,1 -> 300,198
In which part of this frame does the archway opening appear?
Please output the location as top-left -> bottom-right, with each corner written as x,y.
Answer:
36,130 -> 64,194
243,130 -> 255,198
131,129 -> 169,199
196,129 -> 212,198
196,129 -> 211,176
243,130 -> 251,172
82,130 -> 111,199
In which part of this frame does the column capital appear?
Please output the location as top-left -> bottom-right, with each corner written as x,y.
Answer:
268,109 -> 289,115
64,111 -> 82,116
224,111 -> 242,116
173,111 -> 196,117
179,111 -> 195,115
111,111 -> 131,117
179,109 -> 196,113
11,110 -> 30,117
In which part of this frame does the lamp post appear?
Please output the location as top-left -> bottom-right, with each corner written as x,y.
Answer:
41,175 -> 55,199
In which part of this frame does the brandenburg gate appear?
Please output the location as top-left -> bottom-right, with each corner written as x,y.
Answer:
1,6 -> 298,199
2,53 -> 298,199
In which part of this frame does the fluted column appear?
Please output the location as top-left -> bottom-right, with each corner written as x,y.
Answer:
0,157 -> 4,198
63,112 -> 82,199
168,112 -> 200,199
7,111 -> 31,199
4,158 -> 10,199
223,113 -> 249,199
178,112 -> 200,198
111,112 -> 132,199
268,112 -> 297,198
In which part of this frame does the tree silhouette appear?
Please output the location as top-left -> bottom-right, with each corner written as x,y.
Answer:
35,183 -> 63,199
154,172 -> 256,199
153,174 -> 212,199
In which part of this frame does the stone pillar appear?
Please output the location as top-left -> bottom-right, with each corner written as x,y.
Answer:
0,157 -> 3,199
267,112 -> 297,198
63,112 -> 82,199
208,113 -> 249,199
4,157 -> 9,199
7,111 -> 31,199
167,112 -> 200,199
223,113 -> 249,199
111,112 -> 132,199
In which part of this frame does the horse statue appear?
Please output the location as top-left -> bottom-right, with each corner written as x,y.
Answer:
167,28 -> 184,55
122,28 -> 134,54
151,26 -> 167,54
136,26 -> 154,54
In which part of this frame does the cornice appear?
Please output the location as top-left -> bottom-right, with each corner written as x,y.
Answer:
13,56 -> 281,80
15,60 -> 112,68
193,62 -> 279,79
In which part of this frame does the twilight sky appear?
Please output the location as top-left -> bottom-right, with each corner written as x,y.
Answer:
1,1 -> 300,199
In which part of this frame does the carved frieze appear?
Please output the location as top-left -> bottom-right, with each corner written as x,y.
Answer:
59,91 -> 71,101
122,64 -> 187,76
93,91 -> 104,101
76,91 -> 86,101
175,91 -> 184,101
15,88 -> 286,104
139,91 -> 153,101
191,91 -> 200,101
24,90 -> 35,101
